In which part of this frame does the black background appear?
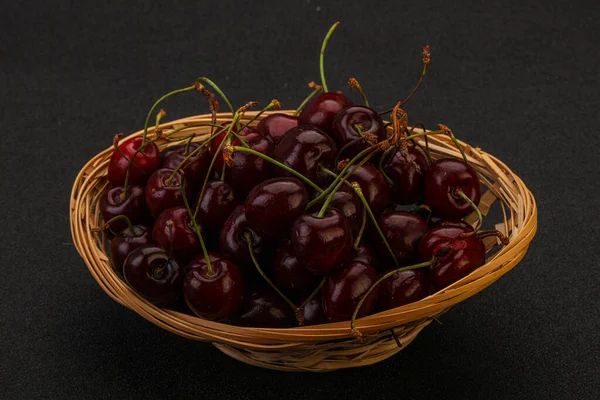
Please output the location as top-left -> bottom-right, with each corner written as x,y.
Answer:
2,0 -> 599,399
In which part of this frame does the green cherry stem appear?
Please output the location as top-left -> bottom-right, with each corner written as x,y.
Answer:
377,145 -> 397,186
299,276 -> 327,309
348,78 -> 369,107
154,109 -> 167,137
143,85 -> 196,144
181,181 -> 213,276
350,258 -> 435,341
239,99 -> 282,128
196,77 -> 235,116
456,190 -> 483,234
353,208 -> 367,250
334,137 -> 364,166
320,21 -> 340,93
294,83 -> 323,116
92,214 -> 136,236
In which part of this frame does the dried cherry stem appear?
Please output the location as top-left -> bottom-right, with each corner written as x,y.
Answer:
227,146 -> 323,193
181,181 -> 213,276
352,183 -> 399,268
238,99 -> 282,131
294,82 -> 323,116
143,85 -> 196,144
455,190 -> 483,234
320,21 -> 340,93
477,230 -> 510,245
92,215 -> 136,236
348,78 -> 369,106
354,208 -> 367,250
195,77 -> 235,116
154,109 -> 167,137
350,258 -> 434,342
244,232 -> 303,325
407,123 -> 432,163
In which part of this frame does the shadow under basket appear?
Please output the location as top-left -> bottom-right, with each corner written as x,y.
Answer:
70,111 -> 537,372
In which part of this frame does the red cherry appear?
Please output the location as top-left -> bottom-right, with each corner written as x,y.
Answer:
219,205 -> 269,268
225,130 -> 274,197
346,242 -> 379,271
302,297 -> 327,326
145,168 -> 191,218
161,143 -> 210,190
185,252 -> 222,275
195,181 -> 238,231
377,268 -> 429,311
109,225 -> 151,274
371,211 -> 430,264
298,92 -> 352,134
272,240 -> 320,300
234,286 -> 296,328
384,146 -> 429,205
152,206 -> 205,261
332,105 -> 386,158
107,136 -> 160,185
257,113 -> 299,143
100,185 -> 149,232
347,164 -> 390,214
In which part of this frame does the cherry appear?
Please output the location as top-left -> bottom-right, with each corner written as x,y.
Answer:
297,92 -> 352,134
419,224 -> 486,289
225,130 -> 274,197
107,136 -> 160,185
152,206 -> 205,260
195,180 -> 238,231
302,297 -> 327,326
123,245 -> 182,305
309,185 -> 363,236
185,252 -> 222,274
424,159 -> 481,220
161,143 -> 210,189
272,240 -> 320,300
145,168 -> 191,218
346,242 -> 378,271
384,146 -> 428,205
100,185 -> 148,232
257,113 -> 299,143
219,205 -> 269,268
272,125 -> 337,186
183,258 -> 244,320
109,225 -> 151,274
371,211 -> 430,264
332,105 -> 386,158
322,261 -> 378,322
346,164 -> 389,214
234,286 -> 295,328
291,208 -> 353,275
377,268 -> 429,311
244,177 -> 308,237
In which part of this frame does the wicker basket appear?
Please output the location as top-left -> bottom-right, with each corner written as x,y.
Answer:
70,111 -> 537,372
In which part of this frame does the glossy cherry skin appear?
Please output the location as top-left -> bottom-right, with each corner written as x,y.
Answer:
100,185 -> 149,232
309,185 -> 363,236
107,136 -> 160,185
195,181 -> 238,231
109,225 -> 151,274
347,164 -> 390,214
219,205 -> 268,268
345,242 -> 379,271
291,208 -> 353,275
145,168 -> 191,218
384,146 -> 429,205
322,261 -> 379,322
152,206 -> 205,261
371,211 -> 430,264
225,130 -> 274,197
185,252 -> 222,274
424,159 -> 481,220
244,177 -> 308,237
183,259 -> 244,320
123,245 -> 182,305
273,125 -> 338,186
161,143 -> 210,190
298,92 -> 352,134
332,105 -> 386,158
273,240 -> 321,300
377,269 -> 429,311
419,225 -> 486,289
257,113 -> 299,143
234,287 -> 295,328
302,297 -> 327,326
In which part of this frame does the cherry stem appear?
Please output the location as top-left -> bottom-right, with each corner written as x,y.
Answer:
92,214 -> 136,236
294,83 -> 323,116
348,78 -> 369,107
154,109 -> 167,136
238,99 -> 282,133
244,232 -> 303,325
299,276 -> 327,309
477,230 -> 510,245
181,181 -> 213,276
377,145 -> 396,186
196,77 -> 235,116
350,258 -> 434,341
456,190 -> 483,233
403,128 -> 468,164
228,146 -> 323,193
335,137 -> 364,166
353,208 -> 367,250
413,204 -> 432,223
407,123 -> 432,163
143,86 -> 195,144
320,21 -> 340,93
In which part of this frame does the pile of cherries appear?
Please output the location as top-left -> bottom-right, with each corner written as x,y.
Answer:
97,23 -> 508,335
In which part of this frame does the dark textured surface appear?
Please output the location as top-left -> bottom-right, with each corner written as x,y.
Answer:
2,0 -> 599,399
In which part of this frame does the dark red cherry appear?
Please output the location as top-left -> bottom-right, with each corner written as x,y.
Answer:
302,297 -> 327,326
219,205 -> 268,268
291,208 -> 353,275
234,286 -> 295,328
225,129 -> 274,197
309,185 -> 363,236
195,181 -> 238,231
145,168 -> 191,218
298,92 -> 352,134
377,268 -> 429,311
123,245 -> 182,305
273,125 -> 338,186
152,206 -> 205,260
419,225 -> 486,289
384,146 -> 429,205
183,258 -> 244,320
332,105 -> 386,158
244,177 -> 308,237
161,143 -> 210,190
346,242 -> 379,271
424,159 -> 481,220
347,164 -> 389,214
185,252 -> 222,274
273,240 -> 320,300
107,136 -> 160,185
432,220 -> 474,230
322,261 -> 378,322
257,113 -> 299,143
100,185 -> 148,232
371,211 -> 430,264
109,225 -> 151,274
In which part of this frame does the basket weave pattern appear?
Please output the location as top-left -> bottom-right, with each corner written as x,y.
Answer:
70,111 -> 537,371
